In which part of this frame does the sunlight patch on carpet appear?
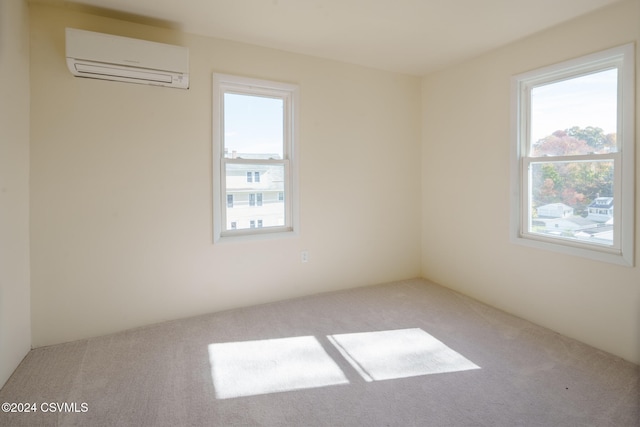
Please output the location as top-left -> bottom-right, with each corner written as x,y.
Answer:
208,336 -> 349,399
327,328 -> 480,382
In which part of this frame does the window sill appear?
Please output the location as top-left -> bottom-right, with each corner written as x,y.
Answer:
510,233 -> 633,267
214,227 -> 298,244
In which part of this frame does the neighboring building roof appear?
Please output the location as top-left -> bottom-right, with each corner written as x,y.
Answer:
574,225 -> 614,245
587,197 -> 613,209
225,151 -> 282,160
536,203 -> 573,218
537,217 -> 597,231
537,202 -> 573,211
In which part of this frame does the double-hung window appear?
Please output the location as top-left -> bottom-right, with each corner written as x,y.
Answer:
213,74 -> 299,242
511,44 -> 634,266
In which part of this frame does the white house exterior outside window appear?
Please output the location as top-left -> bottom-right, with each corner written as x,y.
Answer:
213,73 -> 299,242
510,44 -> 634,266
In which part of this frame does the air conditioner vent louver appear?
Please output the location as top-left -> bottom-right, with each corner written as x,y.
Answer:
65,28 -> 189,89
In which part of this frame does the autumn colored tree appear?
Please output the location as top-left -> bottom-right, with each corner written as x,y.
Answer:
532,130 -> 591,156
566,126 -> 616,152
531,127 -> 615,213
561,187 -> 586,207
531,163 -> 559,205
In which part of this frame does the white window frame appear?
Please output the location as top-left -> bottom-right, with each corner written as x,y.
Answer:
510,44 -> 635,266
213,73 -> 300,242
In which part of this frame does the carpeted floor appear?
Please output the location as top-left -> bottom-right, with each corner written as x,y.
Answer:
1,278 -> 638,426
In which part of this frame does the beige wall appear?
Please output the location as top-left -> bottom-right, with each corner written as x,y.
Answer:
29,5 -> 422,346
27,0 -> 637,367
0,0 -> 31,387
422,0 -> 640,364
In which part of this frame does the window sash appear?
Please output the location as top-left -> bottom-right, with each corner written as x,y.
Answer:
219,158 -> 292,238
520,153 -> 621,252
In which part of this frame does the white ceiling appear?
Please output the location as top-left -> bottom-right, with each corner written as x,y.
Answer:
51,0 -> 622,75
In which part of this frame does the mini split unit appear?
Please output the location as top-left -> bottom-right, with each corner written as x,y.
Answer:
65,28 -> 189,89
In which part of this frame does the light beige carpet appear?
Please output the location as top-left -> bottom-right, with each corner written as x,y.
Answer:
0,278 -> 638,426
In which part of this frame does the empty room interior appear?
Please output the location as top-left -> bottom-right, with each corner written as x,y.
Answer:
1,0 -> 639,425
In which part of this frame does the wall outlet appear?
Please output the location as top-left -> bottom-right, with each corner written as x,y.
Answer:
301,250 -> 309,263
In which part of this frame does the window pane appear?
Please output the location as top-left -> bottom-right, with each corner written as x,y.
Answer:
224,93 -> 284,159
529,160 -> 614,246
530,69 -> 618,156
225,163 -> 286,231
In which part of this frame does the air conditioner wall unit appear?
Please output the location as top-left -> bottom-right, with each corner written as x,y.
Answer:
65,28 -> 189,89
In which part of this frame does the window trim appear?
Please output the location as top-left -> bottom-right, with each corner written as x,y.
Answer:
510,43 -> 635,266
212,73 -> 300,243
